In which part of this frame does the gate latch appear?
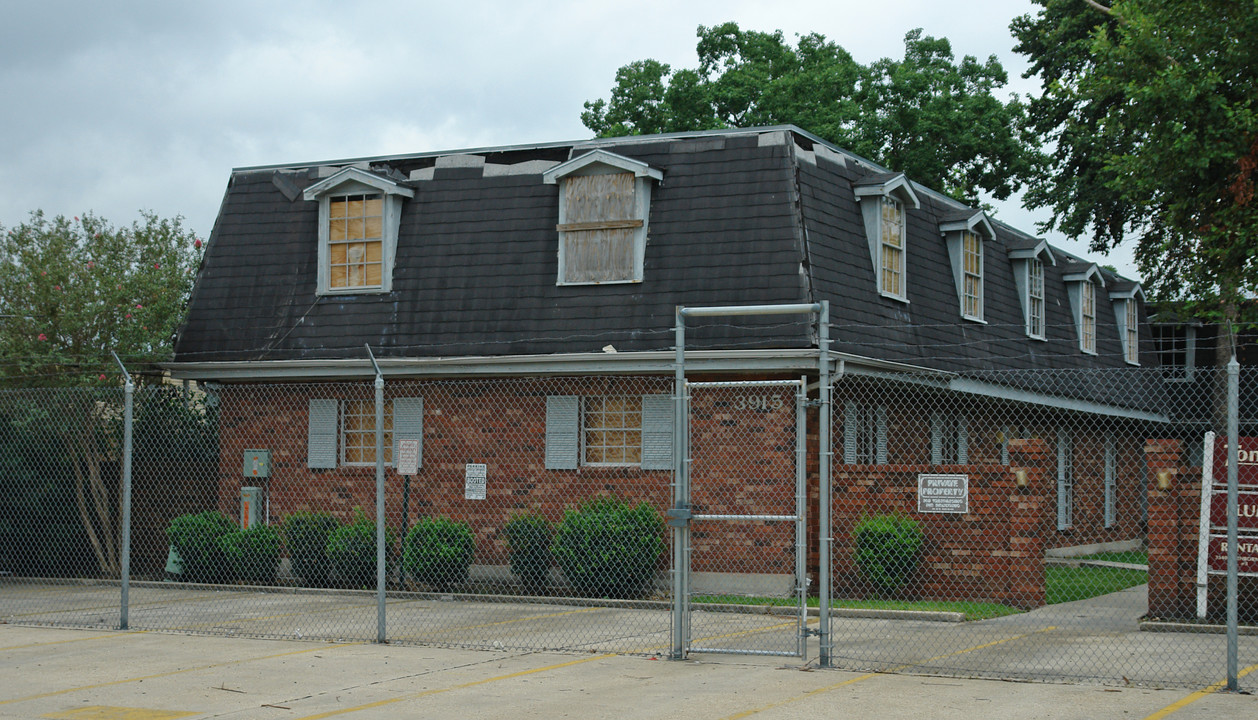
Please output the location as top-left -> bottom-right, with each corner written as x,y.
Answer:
664,506 -> 692,528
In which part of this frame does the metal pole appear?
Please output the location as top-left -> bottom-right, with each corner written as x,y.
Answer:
112,352 -> 133,630
795,376 -> 807,658
818,301 -> 832,667
671,308 -> 687,660
366,345 -> 387,644
1225,356 -> 1239,691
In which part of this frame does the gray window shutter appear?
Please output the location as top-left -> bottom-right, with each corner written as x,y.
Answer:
1057,429 -> 1069,530
1000,424 -> 1010,466
308,399 -> 338,469
930,413 -> 943,465
843,402 -> 858,464
956,415 -> 968,465
545,395 -> 579,470
1104,436 -> 1115,527
640,394 -> 674,471
393,397 -> 423,469
875,405 -> 888,465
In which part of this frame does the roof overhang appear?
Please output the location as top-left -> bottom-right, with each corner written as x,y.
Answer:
302,166 -> 415,201
939,210 -> 995,240
541,149 -> 663,184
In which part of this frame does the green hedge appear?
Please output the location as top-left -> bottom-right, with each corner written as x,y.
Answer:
852,513 -> 922,596
504,512 -> 553,591
326,508 -> 394,587
166,510 -> 236,583
220,524 -> 280,584
553,496 -> 664,599
402,516 -> 475,590
282,511 -> 340,587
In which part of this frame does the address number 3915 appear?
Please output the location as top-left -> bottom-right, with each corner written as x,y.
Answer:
734,395 -> 784,411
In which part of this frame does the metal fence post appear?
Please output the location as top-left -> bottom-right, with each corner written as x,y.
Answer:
818,301 -> 831,667
112,352 -> 133,630
1225,356 -> 1239,691
671,308 -> 687,660
367,345 -> 387,644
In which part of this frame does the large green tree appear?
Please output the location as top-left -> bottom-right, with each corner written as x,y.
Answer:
0,210 -> 203,575
582,22 -> 1038,202
1012,0 -> 1258,335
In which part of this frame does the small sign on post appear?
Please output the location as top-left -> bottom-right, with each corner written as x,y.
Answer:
396,440 -> 419,476
917,474 -> 969,514
464,463 -> 487,500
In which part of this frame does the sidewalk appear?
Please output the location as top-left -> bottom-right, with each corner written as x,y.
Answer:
0,624 -> 1251,720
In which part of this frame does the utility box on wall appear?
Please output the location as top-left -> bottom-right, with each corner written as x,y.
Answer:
241,486 -> 263,529
243,449 -> 271,479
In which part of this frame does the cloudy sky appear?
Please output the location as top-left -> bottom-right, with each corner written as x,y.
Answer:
0,0 -> 1138,277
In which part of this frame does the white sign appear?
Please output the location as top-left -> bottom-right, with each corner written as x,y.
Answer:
464,463 -> 487,500
917,474 -> 969,514
396,440 -> 419,476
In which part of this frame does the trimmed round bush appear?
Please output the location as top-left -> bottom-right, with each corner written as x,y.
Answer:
165,510 -> 236,583
852,513 -> 923,596
402,516 -> 475,590
282,511 -> 340,587
326,508 -> 394,587
220,524 -> 280,584
504,512 -> 553,591
553,496 -> 665,599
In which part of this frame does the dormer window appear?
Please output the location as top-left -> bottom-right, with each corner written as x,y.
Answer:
881,198 -> 906,297
1109,282 -> 1143,365
1063,262 -> 1105,355
303,167 -> 414,295
1028,259 -> 1045,338
1008,236 -> 1056,340
542,149 -> 662,285
940,209 -> 995,322
854,173 -> 920,302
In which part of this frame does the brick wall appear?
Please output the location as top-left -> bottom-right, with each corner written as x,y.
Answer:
829,436 -> 1051,609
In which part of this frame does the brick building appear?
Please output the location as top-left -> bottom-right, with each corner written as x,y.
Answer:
169,126 -> 1164,606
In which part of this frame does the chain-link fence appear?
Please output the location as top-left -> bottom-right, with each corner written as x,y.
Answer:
825,366 -> 1256,690
1,366 -> 1255,689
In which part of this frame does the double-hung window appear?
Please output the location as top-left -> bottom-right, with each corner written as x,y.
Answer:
1081,282 -> 1096,354
843,402 -> 887,464
880,198 -> 906,298
303,166 -> 413,295
931,412 -> 968,465
940,210 -> 993,322
854,173 -> 919,302
1028,259 -> 1045,338
545,394 -> 672,470
1057,429 -> 1074,530
1064,262 -> 1104,356
307,397 -> 423,469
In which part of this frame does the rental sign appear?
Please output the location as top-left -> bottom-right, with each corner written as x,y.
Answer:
1196,433 -> 1258,617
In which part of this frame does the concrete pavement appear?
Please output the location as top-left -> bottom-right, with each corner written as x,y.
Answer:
0,624 -> 1253,720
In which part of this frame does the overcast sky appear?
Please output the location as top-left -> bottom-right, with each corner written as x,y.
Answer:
0,0 -> 1138,278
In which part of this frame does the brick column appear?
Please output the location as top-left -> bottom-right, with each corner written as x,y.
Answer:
1005,438 -> 1051,608
1144,439 -> 1200,619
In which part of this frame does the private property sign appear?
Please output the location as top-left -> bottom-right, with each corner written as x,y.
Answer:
1196,433 -> 1258,617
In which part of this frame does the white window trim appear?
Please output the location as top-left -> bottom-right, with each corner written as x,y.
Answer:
1057,428 -> 1074,531
855,173 -> 920,303
940,211 -> 995,323
1009,239 -> 1055,341
307,396 -> 422,469
545,394 -> 672,470
1104,435 -> 1117,528
304,167 -> 413,296
1109,285 -> 1144,366
341,398 -> 393,467
542,150 -> 662,287
1029,260 -> 1046,340
1064,263 -> 1105,356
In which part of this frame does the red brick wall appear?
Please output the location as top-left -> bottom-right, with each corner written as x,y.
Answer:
829,438 -> 1051,609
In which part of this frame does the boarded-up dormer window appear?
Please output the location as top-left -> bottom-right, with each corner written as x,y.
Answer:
558,172 -> 642,283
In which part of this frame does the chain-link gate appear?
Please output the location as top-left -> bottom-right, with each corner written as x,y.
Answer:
680,379 -> 808,657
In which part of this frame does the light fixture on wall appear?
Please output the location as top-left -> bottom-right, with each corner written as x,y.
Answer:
1014,469 -> 1028,487
1156,470 -> 1173,490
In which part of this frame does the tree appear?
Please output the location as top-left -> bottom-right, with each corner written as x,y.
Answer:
0,210 -> 203,576
1012,0 -> 1258,338
582,22 -> 1039,203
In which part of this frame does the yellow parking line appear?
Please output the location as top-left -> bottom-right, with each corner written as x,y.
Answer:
1143,663 -> 1258,720
0,630 -> 147,651
0,642 -> 361,706
290,653 -> 615,720
719,627 -> 1057,720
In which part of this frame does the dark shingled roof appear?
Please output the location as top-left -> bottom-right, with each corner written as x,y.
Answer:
174,126 -> 1150,384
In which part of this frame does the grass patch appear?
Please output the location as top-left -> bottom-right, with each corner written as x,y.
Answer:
1078,550 -> 1148,565
1046,565 -> 1147,605
690,594 -> 1021,621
